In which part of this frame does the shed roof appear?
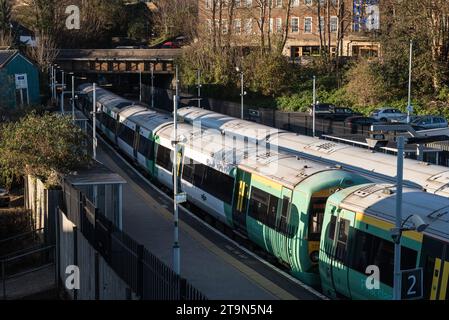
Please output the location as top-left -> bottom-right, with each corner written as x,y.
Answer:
0,50 -> 18,68
65,161 -> 126,186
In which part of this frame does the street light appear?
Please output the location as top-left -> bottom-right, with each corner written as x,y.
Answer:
197,69 -> 202,109
68,73 -> 88,121
391,136 -> 429,300
151,63 -> 155,109
139,69 -> 142,102
236,67 -> 246,120
92,83 -> 98,161
312,76 -> 317,137
406,40 -> 413,123
172,65 -> 184,275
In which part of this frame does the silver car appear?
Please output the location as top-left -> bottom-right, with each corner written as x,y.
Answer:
410,115 -> 448,129
371,108 -> 407,122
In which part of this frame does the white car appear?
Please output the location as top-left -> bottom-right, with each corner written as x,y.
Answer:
371,108 -> 407,122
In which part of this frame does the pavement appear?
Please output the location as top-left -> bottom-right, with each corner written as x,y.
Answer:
96,135 -> 323,300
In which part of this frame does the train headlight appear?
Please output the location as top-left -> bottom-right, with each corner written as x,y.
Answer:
310,251 -> 319,263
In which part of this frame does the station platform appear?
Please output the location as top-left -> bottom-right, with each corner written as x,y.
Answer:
96,136 -> 324,300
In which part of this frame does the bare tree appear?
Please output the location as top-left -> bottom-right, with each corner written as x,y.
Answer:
26,31 -> 58,72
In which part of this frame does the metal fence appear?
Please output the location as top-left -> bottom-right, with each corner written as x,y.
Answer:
72,193 -> 207,300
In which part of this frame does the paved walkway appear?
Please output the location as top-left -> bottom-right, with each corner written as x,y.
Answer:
1,265 -> 55,300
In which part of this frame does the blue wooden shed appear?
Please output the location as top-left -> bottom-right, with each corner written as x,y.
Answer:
0,50 -> 40,110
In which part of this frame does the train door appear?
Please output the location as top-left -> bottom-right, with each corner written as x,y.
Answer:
330,208 -> 355,299
232,169 -> 250,234
133,125 -> 140,161
421,236 -> 449,300
279,188 -> 292,264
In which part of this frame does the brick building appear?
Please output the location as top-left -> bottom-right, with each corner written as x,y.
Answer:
199,0 -> 380,59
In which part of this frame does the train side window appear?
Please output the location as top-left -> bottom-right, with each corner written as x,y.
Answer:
138,136 -> 155,161
277,197 -> 291,234
156,145 -> 173,172
182,157 -> 195,184
117,123 -> 135,146
328,215 -> 337,241
309,197 -> 327,242
335,218 -> 350,262
249,187 -> 269,225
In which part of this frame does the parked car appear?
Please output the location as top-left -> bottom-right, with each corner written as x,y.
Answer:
308,104 -> 361,120
410,115 -> 448,130
161,41 -> 180,49
0,187 -> 10,208
370,108 -> 407,122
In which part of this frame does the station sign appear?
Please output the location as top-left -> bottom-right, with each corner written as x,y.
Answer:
401,268 -> 423,300
15,73 -> 28,89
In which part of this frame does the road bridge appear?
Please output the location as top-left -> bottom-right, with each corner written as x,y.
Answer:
55,49 -> 181,74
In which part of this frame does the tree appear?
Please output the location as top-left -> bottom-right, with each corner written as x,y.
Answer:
153,0 -> 197,40
0,0 -> 12,47
0,113 -> 91,188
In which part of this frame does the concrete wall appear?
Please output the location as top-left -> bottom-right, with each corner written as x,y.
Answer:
24,175 -> 62,245
58,209 -> 136,300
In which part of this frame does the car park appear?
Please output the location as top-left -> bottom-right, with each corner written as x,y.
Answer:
370,108 -> 407,122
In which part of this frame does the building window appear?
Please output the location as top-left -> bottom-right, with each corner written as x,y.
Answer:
234,19 -> 241,34
330,16 -> 338,32
291,17 -> 299,33
269,18 -> 274,33
276,17 -> 282,33
222,19 -> 228,34
244,18 -> 253,34
206,19 -> 212,33
304,17 -> 312,33
319,16 -> 325,32
243,0 -> 252,7
275,0 -> 282,7
292,0 -> 299,7
304,0 -> 312,5
205,0 -> 212,9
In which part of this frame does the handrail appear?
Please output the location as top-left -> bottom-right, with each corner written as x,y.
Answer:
0,245 -> 55,263
0,243 -> 48,260
0,228 -> 45,244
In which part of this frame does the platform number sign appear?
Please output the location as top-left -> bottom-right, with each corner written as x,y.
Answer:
401,268 -> 423,300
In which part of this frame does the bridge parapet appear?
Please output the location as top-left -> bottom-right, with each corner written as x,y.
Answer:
56,49 -> 182,74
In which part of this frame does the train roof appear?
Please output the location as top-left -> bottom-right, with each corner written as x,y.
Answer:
177,107 -> 449,197
80,84 -> 133,112
336,183 -> 449,242
155,121 -> 347,189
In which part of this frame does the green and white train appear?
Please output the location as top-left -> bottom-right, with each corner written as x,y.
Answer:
77,85 -> 449,300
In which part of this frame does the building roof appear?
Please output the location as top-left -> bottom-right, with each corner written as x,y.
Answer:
0,50 -> 18,68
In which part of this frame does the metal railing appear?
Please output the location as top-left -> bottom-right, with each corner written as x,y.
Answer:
71,193 -> 207,300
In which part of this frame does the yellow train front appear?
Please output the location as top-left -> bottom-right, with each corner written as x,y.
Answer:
319,183 -> 449,300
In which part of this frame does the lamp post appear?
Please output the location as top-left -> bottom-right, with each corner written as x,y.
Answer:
407,40 -> 413,123
312,75 -> 317,138
197,69 -> 202,109
391,135 -> 429,300
236,67 -> 245,120
151,64 -> 155,109
61,70 -> 65,113
139,69 -> 142,102
173,65 -> 181,275
69,73 -> 87,121
92,83 -> 97,161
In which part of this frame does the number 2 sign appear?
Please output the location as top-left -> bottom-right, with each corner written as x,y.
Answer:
401,268 -> 423,300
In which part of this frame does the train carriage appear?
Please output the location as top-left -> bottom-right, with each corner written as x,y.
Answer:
177,107 -> 449,198
320,183 -> 449,300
